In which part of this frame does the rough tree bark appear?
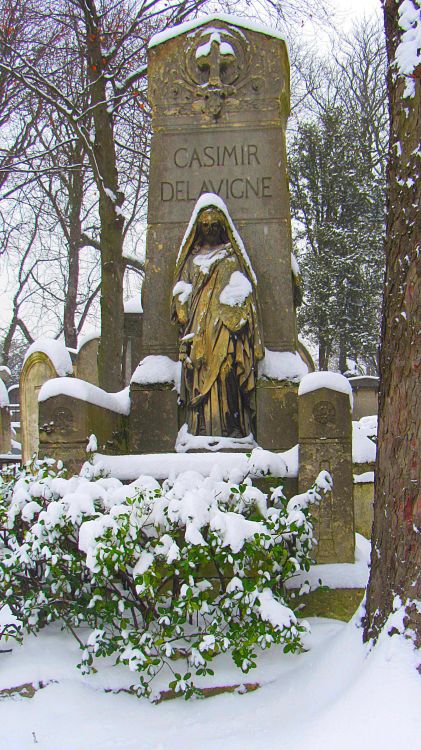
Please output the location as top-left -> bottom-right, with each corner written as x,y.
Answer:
364,0 -> 420,645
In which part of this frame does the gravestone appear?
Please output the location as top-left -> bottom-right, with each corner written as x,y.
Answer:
135,16 -> 303,451
298,374 -> 355,563
20,343 -> 73,463
349,376 -> 379,419
75,337 -> 100,386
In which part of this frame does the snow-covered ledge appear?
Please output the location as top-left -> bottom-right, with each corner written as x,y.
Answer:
258,349 -> 308,383
38,377 -> 130,415
130,355 -> 181,393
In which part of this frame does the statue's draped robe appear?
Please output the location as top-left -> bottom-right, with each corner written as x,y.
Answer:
173,243 -> 263,437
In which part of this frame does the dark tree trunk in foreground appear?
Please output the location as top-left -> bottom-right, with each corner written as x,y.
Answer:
364,0 -> 420,645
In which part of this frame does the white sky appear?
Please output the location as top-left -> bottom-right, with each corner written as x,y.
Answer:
301,0 -> 382,45
0,0 -> 383,338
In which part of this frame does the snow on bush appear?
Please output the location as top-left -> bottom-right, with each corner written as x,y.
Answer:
0,459 -> 332,699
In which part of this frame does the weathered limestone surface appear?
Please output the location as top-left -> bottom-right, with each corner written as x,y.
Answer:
129,383 -> 180,454
142,20 -> 296,361
75,338 -> 99,386
39,395 -> 128,474
123,314 -> 143,386
354,480 -> 374,539
349,376 -> 379,419
295,588 -> 365,622
20,352 -> 61,463
256,380 -> 298,451
298,387 -> 354,563
0,405 -> 11,454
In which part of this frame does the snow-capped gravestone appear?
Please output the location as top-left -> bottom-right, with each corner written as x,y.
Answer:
298,373 -> 355,564
135,15 -> 305,452
20,340 -> 73,463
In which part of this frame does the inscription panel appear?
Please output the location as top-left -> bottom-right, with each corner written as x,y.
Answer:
148,127 -> 286,224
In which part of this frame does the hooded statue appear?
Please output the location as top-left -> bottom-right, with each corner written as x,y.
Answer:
171,194 -> 264,439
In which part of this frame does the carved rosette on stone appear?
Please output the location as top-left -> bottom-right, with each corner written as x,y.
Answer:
298,376 -> 355,564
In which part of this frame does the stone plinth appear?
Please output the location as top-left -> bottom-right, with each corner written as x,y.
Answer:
256,380 -> 298,451
129,383 -> 180,453
298,386 -> 354,563
142,18 -> 297,362
39,395 -> 128,474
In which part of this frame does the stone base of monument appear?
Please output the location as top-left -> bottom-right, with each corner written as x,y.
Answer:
129,382 -> 180,453
256,380 -> 298,451
39,394 -> 128,474
294,588 -> 365,622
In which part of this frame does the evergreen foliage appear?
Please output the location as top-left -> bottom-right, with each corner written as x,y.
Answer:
0,459 -> 332,699
289,24 -> 388,373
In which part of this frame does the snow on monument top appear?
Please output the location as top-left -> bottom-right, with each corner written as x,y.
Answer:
298,371 -> 353,408
148,13 -> 286,49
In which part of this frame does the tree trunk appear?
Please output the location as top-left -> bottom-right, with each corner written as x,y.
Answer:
338,333 -> 347,373
63,145 -> 83,350
318,338 -> 329,370
85,5 -> 125,392
364,0 -> 421,645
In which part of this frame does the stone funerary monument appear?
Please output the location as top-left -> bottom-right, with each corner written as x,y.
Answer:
134,15 -> 305,454
37,15 -> 356,567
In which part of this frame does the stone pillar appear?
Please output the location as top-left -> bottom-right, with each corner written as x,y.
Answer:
129,382 -> 180,453
256,380 -> 298,451
298,383 -> 354,563
123,313 -> 143,386
142,18 -> 297,361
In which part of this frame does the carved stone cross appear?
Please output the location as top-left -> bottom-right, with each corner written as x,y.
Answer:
195,30 -> 236,88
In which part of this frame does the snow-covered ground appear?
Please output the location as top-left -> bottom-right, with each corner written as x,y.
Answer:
0,604 -> 419,750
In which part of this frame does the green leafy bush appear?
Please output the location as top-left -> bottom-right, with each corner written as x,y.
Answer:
0,459 -> 332,699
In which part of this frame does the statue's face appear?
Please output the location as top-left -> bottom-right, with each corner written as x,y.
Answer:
198,210 -> 222,244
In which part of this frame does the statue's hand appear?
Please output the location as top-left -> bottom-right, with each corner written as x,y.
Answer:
184,356 -> 194,371
180,350 -> 193,370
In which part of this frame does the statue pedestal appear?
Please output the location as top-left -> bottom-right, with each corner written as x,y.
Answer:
256,380 -> 298,451
129,383 -> 180,453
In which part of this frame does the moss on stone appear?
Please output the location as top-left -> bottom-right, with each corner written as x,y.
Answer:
294,588 -> 365,622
